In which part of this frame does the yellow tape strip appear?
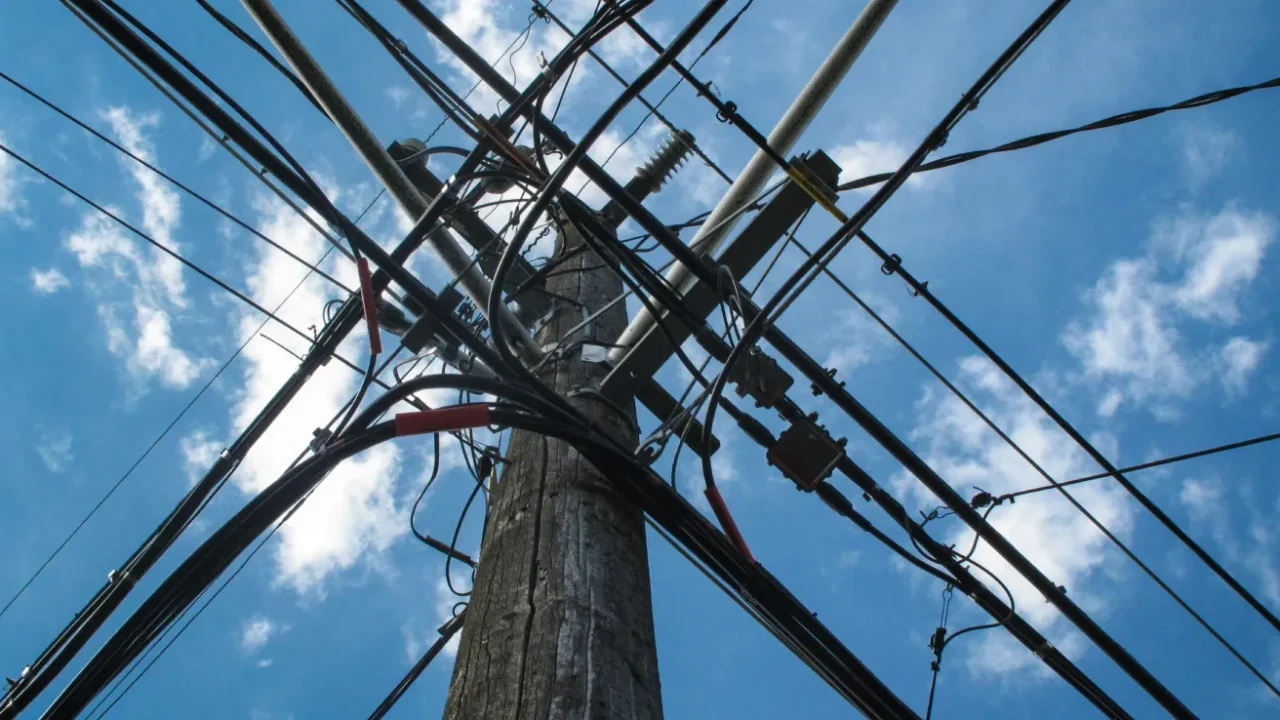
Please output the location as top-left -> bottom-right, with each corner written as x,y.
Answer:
784,164 -> 848,223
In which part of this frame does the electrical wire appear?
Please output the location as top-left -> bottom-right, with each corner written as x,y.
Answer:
17,6 -> 535,715
696,0 -> 1072,571
0,236 -> 336,627
845,234 -> 1280,691
94,0 -> 339,243
485,0 -> 722,403
996,430 -> 1280,503
195,0 -> 326,114
0,175 -> 391,718
0,70 -> 352,294
836,74 -> 1280,192
534,1 -> 732,184
0,141 -> 372,378
61,0 -> 358,266
576,0 -> 751,194
84,335 -> 472,718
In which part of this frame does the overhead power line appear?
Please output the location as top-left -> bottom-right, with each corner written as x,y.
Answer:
837,74 -> 1280,192
995,430 -> 1280,504
0,186 -> 384,630
0,141 -> 370,376
0,69 -> 352,294
786,229 -> 1280,698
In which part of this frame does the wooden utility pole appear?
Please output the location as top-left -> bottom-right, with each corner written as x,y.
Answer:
443,135 -> 694,719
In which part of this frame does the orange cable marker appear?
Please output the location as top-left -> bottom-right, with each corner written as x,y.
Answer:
395,404 -> 492,437
704,485 -> 754,562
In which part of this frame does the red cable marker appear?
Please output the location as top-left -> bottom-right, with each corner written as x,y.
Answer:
704,485 -> 754,562
395,404 -> 493,437
356,256 -> 382,355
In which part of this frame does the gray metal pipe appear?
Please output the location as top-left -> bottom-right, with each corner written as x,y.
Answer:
241,0 -> 540,359
609,0 -> 897,362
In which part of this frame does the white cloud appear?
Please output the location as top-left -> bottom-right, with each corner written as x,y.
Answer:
1063,205 -> 1274,417
897,356 -> 1135,674
36,428 -> 74,473
1175,124 -> 1237,190
180,430 -> 223,486
240,615 -> 276,653
1179,477 -> 1228,536
1219,336 -> 1267,397
404,575 -> 467,663
197,135 -> 217,163
213,189 -> 411,595
820,292 -> 901,376
1096,388 -> 1123,418
101,107 -> 187,306
1162,208 -> 1274,324
836,549 -> 861,569
832,136 -> 935,193
30,267 -> 69,295
256,658 -> 274,669
432,0 -> 579,116
385,85 -> 411,109
62,108 -> 211,391
967,629 -> 1087,679
1063,257 -> 1192,413
124,302 -> 209,388
1178,479 -> 1280,607
0,131 -> 32,224
434,576 -> 465,658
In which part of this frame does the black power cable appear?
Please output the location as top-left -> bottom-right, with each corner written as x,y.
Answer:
693,0 -> 1191,715
0,231 -> 343,628
577,0 -> 751,194
855,211 -> 1280,652
194,0 -> 326,114
0,3 -> 509,702
483,0 -> 721,400
786,230 -> 1280,694
837,75 -> 1280,192
997,430 -> 1280,503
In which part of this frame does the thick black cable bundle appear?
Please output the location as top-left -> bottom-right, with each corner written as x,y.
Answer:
31,361 -> 916,719
39,423 -> 398,718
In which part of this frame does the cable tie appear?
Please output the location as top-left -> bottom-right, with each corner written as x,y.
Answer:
356,256 -> 383,355
395,404 -> 493,437
704,485 -> 753,562
715,100 -> 737,124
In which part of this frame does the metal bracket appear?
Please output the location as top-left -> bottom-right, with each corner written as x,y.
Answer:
402,285 -> 463,354
727,346 -> 793,408
788,154 -> 839,206
579,343 -> 610,363
766,416 -> 845,490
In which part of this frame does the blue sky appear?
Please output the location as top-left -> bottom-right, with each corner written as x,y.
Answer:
1,0 -> 1279,717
